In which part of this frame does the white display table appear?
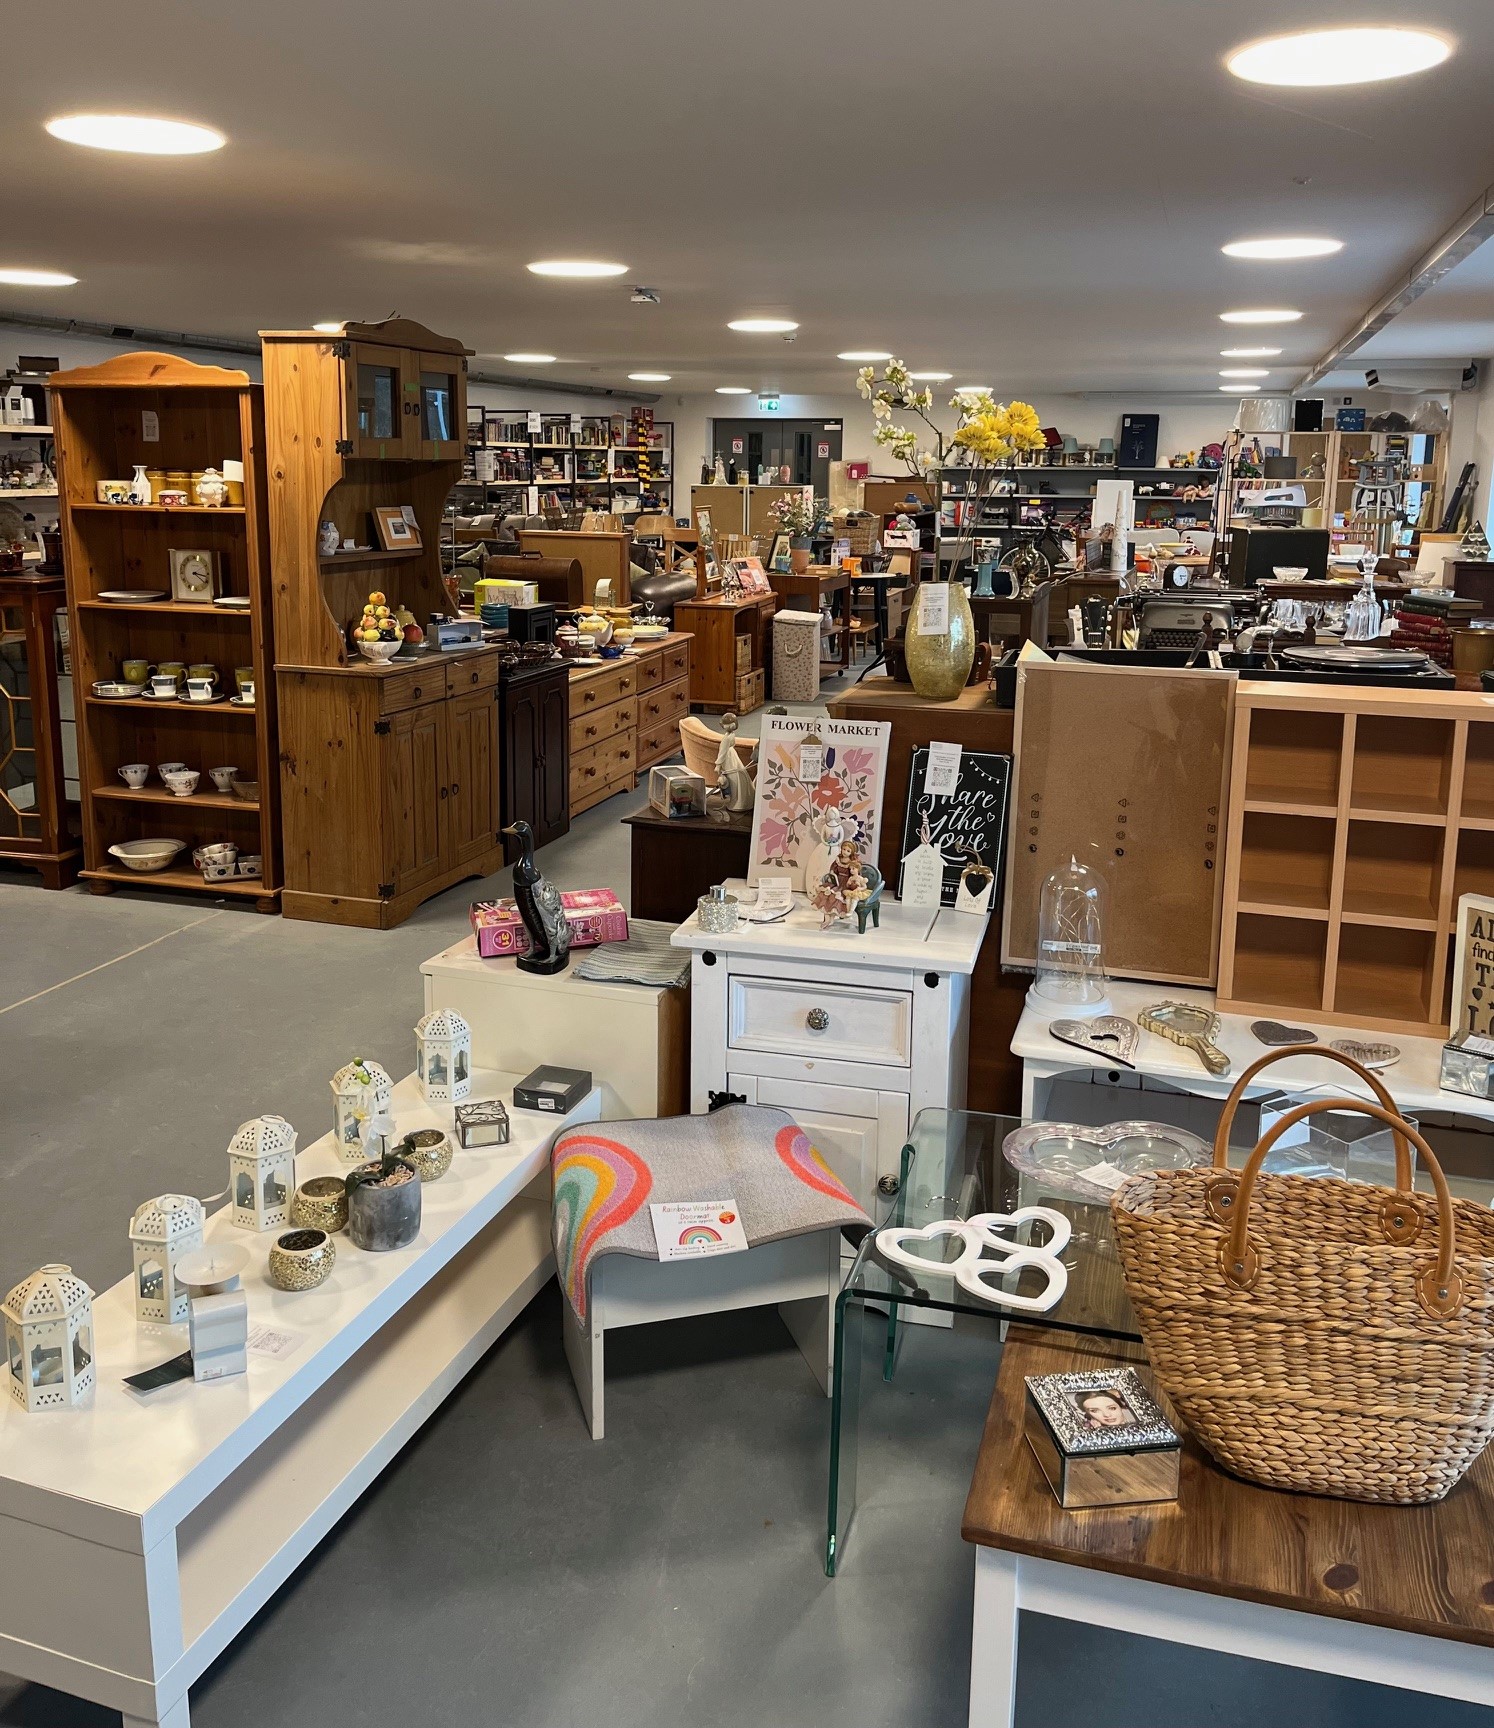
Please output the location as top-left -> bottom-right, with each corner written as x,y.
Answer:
672,888 -> 987,1217
0,1068 -> 599,1728
1014,978 -> 1494,1129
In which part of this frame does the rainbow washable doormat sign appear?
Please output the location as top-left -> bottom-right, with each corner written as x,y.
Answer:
649,1200 -> 749,1262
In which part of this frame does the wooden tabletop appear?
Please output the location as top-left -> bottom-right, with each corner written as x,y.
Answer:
963,1330 -> 1494,1647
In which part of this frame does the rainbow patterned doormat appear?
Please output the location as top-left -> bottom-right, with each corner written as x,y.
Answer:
552,1104 -> 870,1326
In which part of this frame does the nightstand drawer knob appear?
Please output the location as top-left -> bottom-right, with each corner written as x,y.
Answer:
806,1008 -> 830,1032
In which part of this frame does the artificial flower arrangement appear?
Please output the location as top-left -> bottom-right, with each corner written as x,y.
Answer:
854,358 -> 1045,539
766,490 -> 826,541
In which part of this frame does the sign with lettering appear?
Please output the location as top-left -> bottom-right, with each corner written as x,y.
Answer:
898,747 -> 1011,908
1451,894 -> 1494,1039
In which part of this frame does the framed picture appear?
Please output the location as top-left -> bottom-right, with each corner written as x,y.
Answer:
374,505 -> 422,551
768,532 -> 792,572
898,748 -> 1012,906
731,556 -> 772,595
1450,894 -> 1494,1041
1024,1368 -> 1178,1457
747,715 -> 891,888
168,547 -> 219,605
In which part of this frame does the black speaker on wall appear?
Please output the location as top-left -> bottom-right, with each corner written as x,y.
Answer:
1118,413 -> 1159,468
1293,398 -> 1324,432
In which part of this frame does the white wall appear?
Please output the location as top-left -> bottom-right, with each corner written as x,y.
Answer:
1448,363 -> 1494,530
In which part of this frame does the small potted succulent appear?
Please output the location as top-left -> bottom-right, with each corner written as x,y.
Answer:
766,492 -> 825,573
345,1143 -> 422,1251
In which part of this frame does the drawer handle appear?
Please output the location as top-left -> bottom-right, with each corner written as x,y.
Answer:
411,685 -> 423,699
585,766 -> 596,778
585,725 -> 597,738
807,1008 -> 830,1033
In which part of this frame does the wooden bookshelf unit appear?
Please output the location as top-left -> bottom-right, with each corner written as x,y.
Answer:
50,353 -> 281,911
1219,681 -> 1494,1037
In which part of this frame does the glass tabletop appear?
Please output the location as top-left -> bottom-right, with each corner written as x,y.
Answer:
823,1101 -> 1494,1575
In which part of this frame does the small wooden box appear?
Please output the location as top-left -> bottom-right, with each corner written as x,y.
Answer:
1023,1368 -> 1181,1510
734,667 -> 764,713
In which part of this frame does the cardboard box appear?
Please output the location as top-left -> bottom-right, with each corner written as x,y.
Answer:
470,888 -> 628,959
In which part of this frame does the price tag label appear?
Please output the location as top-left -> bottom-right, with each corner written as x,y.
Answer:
141,409 -> 160,443
901,841 -> 944,907
955,869 -> 994,916
925,740 -> 962,797
919,584 -> 949,634
526,410 -> 542,435
1076,1161 -> 1132,1193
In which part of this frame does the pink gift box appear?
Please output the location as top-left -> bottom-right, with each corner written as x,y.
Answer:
470,888 -> 628,958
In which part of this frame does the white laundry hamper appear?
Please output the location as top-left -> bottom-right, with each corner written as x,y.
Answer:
772,609 -> 821,704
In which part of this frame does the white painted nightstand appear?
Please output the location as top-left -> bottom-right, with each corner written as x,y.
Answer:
671,886 -> 988,1216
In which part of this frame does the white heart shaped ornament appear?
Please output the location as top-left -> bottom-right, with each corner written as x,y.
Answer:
875,1207 -> 1070,1313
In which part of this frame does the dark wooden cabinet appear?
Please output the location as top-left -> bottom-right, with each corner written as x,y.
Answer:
499,661 -> 569,851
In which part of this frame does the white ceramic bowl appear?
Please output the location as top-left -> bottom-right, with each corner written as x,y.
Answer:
357,639 -> 401,664
109,839 -> 187,873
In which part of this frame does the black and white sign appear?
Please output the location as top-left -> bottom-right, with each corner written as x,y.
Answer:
898,747 -> 1011,907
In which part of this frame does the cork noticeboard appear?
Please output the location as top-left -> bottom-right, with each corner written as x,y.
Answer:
1002,661 -> 1234,986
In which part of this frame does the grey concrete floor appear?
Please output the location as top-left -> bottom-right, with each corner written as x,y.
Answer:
3,682 -> 1492,1727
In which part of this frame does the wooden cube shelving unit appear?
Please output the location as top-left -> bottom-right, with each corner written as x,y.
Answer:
1219,681 -> 1494,1037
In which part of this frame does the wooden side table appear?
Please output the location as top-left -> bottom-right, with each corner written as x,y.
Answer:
767,566 -> 851,673
0,571 -> 80,888
673,593 -> 776,713
622,805 -> 752,921
964,1329 -> 1494,1727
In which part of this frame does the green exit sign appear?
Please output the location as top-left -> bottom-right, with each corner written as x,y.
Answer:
758,394 -> 781,412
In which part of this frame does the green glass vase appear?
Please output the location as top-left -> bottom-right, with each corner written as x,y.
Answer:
904,580 -> 975,700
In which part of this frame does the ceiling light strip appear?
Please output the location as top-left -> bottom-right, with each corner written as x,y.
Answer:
1301,180 -> 1494,387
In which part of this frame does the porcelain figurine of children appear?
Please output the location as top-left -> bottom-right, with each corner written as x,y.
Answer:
812,839 -> 870,928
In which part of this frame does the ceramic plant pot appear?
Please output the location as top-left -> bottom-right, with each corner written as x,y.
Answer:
790,538 -> 812,574
267,1229 -> 336,1292
904,580 -> 975,701
345,1157 -> 422,1251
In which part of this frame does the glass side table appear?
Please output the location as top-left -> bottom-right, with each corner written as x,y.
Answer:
825,1108 -> 1145,1576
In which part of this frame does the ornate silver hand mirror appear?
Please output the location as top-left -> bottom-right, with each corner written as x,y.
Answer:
1138,1001 -> 1231,1076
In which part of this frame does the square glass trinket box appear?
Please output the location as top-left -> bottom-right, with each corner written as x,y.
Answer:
1440,1034 -> 1494,1100
453,1098 -> 510,1149
1023,1367 -> 1181,1510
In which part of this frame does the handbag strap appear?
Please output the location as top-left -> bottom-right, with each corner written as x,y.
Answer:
1213,1096 -> 1461,1319
1210,1045 -> 1411,1187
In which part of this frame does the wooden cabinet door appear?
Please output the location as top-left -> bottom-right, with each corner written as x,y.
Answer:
447,687 -> 499,867
727,1074 -> 908,1218
499,667 -> 569,850
385,701 -> 447,894
344,342 -> 420,458
537,670 -> 570,845
414,350 -> 466,462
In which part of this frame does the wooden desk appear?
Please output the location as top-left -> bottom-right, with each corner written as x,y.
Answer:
963,1331 -> 1494,1727
767,566 -> 852,672
971,582 -> 1053,649
622,806 -> 753,922
826,679 -> 1025,1114
673,593 -> 776,713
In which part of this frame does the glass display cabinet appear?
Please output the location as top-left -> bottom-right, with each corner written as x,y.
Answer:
0,570 -> 80,887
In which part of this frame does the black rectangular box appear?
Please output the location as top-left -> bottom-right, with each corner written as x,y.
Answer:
508,602 -> 557,644
513,1064 -> 593,1113
1226,525 -> 1331,585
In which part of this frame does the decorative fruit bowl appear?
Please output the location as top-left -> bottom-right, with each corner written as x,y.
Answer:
357,639 -> 401,664
108,838 -> 187,873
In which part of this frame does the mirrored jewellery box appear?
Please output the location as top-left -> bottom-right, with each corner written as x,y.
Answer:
1023,1368 -> 1181,1510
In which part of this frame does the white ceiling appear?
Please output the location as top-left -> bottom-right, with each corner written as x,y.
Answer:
7,0 -> 1494,398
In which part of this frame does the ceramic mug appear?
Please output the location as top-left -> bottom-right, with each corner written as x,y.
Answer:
234,666 -> 254,694
208,766 -> 238,793
158,661 -> 186,686
148,674 -> 179,698
157,761 -> 187,778
185,677 -> 216,702
188,663 -> 218,685
162,769 -> 200,797
121,659 -> 154,686
117,763 -> 149,788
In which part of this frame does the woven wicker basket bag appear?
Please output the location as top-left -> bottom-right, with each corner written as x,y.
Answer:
1111,1046 -> 1494,1504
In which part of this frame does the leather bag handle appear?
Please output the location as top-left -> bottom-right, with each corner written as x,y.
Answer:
1211,1096 -> 1461,1319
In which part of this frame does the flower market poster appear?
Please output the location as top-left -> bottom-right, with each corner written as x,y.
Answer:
747,716 -> 892,889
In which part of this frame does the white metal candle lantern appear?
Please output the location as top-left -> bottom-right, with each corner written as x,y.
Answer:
227,1114 -> 298,1232
129,1193 -> 205,1323
3,1264 -> 96,1413
331,1057 -> 393,1159
414,1010 -> 472,1104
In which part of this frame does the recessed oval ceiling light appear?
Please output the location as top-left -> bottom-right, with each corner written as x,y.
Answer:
728,318 -> 798,333
0,267 -> 78,287
526,260 -> 628,278
45,113 -> 226,154
1220,346 -> 1282,357
954,384 -> 992,394
1220,384 -> 1262,393
909,371 -> 953,381
715,386 -> 752,395
312,321 -> 344,334
1223,236 -> 1343,260
1220,308 -> 1302,324
503,352 -> 556,364
838,349 -> 892,362
628,372 -> 671,382
1226,26 -> 1451,87
1220,368 -> 1271,378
